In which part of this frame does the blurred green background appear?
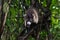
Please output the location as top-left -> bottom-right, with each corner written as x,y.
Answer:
1,0 -> 60,40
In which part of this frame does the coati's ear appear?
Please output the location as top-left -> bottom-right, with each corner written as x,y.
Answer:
32,9 -> 38,24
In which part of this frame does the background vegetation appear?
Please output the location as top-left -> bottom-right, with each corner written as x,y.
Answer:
1,0 -> 60,40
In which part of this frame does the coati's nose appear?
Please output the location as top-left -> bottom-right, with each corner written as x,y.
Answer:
27,21 -> 31,25
26,21 -> 31,27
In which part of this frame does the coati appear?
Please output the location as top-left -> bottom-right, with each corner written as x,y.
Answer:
23,7 -> 41,38
23,7 -> 39,28
23,7 -> 40,40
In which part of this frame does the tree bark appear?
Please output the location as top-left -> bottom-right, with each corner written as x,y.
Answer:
0,0 -> 3,38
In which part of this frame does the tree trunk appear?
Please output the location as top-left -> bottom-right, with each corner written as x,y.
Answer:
0,0 -> 3,38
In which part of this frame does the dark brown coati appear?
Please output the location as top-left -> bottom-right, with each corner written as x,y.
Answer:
23,7 -> 42,40
23,6 -> 38,32
23,7 -> 39,28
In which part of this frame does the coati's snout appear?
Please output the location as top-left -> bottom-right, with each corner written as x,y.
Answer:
23,8 -> 38,27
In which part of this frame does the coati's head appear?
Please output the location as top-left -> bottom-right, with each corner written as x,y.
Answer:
23,8 -> 38,27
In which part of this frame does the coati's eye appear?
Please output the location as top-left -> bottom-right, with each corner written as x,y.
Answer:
27,13 -> 33,18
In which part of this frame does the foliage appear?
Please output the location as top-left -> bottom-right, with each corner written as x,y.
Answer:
1,0 -> 60,40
